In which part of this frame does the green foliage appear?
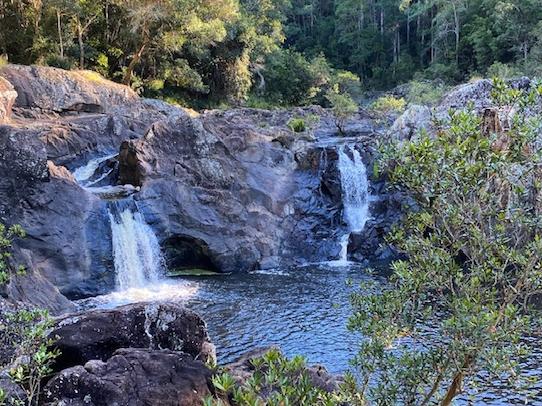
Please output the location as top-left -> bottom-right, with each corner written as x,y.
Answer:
287,118 -> 306,133
0,224 -> 25,286
205,349 -> 342,406
1,308 -> 59,406
349,79 -> 542,405
371,95 -> 407,114
327,90 -> 358,134
405,80 -> 448,106
486,62 -> 522,80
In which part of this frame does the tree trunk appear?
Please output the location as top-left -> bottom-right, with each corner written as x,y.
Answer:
453,3 -> 460,65
77,20 -> 84,69
380,8 -> 384,38
440,370 -> 463,406
122,43 -> 147,85
56,10 -> 63,58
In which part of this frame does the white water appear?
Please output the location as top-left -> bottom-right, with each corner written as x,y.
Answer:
73,153 -> 117,186
108,202 -> 164,291
337,145 -> 370,232
73,154 -> 169,292
336,145 -> 370,262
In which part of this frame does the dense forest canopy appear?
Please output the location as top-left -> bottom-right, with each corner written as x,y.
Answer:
1,0 -> 542,106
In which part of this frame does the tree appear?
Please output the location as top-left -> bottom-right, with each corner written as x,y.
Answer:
326,89 -> 358,134
349,80 -> 542,404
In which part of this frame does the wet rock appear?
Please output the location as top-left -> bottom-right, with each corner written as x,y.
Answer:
42,348 -> 213,406
122,110 -> 348,273
0,76 -> 17,123
50,302 -> 215,371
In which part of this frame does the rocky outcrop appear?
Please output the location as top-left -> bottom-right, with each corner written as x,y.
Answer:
0,65 -> 138,114
388,104 -> 432,141
51,302 -> 215,371
43,348 -> 213,406
40,303 -> 215,406
390,77 -> 535,141
117,110 -> 350,273
0,76 -> 17,123
0,65 -> 194,305
0,64 -> 392,305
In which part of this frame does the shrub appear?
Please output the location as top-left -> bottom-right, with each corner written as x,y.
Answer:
0,224 -> 25,285
2,309 -> 59,406
326,90 -> 358,135
0,55 -> 7,68
287,118 -> 306,133
371,95 -> 406,113
349,79 -> 542,405
405,80 -> 448,106
204,349 -> 341,406
486,62 -> 521,79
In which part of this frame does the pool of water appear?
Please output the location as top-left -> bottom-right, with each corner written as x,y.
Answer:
186,263 -> 370,371
81,263 -> 542,405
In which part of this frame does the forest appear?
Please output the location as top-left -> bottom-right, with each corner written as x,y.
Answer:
1,0 -> 541,107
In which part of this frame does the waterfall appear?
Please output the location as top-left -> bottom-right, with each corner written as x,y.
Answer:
73,153 -> 117,187
336,145 -> 370,262
338,145 -> 369,232
108,200 -> 164,291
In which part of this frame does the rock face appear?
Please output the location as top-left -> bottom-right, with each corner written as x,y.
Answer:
0,65 -> 192,305
43,348 -> 213,406
0,65 -> 138,114
0,76 -> 17,123
116,108 -> 368,273
0,64 -> 391,306
51,302 -> 215,371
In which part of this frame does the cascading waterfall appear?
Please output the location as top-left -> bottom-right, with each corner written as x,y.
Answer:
336,145 -> 370,262
108,200 -> 164,291
73,154 -> 166,292
73,153 -> 117,187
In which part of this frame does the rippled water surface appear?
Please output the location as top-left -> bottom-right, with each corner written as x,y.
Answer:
83,263 -> 542,405
186,264 -> 369,371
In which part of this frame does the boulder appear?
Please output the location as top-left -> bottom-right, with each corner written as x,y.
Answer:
50,302 -> 215,371
42,348 -> 213,406
0,65 -> 137,114
389,104 -> 432,141
0,76 -> 17,123
0,64 -> 189,123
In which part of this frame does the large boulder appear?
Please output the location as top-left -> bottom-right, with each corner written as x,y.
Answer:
388,104 -> 432,141
0,64 -> 188,121
0,76 -> 17,123
42,348 -> 213,406
50,302 -> 215,371
0,65 -> 137,114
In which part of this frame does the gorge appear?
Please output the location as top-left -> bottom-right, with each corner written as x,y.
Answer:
1,65 -> 541,405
